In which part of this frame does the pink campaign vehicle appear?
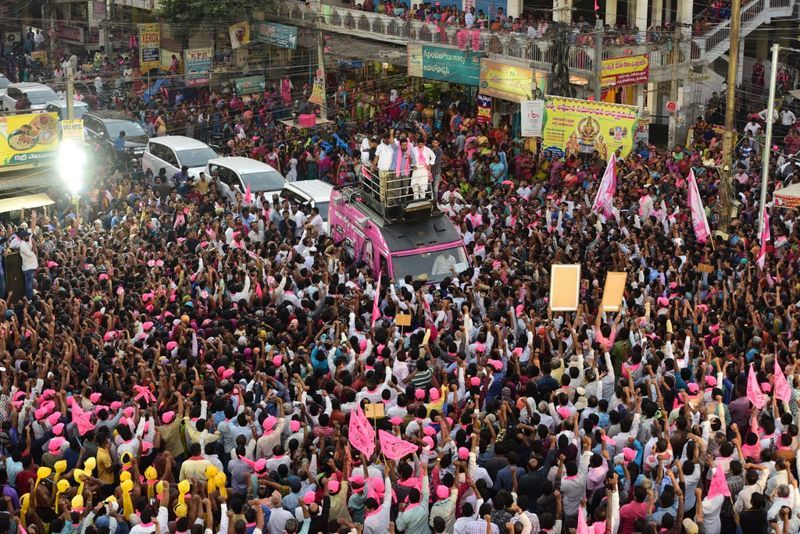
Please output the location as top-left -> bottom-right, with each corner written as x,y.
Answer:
328,167 -> 468,283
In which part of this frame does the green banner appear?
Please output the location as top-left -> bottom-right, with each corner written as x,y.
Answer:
407,45 -> 481,87
250,21 -> 298,49
235,75 -> 266,94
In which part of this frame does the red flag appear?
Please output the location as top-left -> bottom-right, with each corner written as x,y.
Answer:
707,461 -> 731,499
378,430 -> 418,460
348,404 -> 375,458
774,360 -> 792,403
747,365 -> 766,410
371,273 -> 382,329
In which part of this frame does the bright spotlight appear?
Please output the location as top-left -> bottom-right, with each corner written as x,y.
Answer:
57,141 -> 86,195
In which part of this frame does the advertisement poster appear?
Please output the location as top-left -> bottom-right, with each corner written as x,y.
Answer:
0,113 -> 59,167
542,96 -> 639,160
138,23 -> 161,73
60,119 -> 84,143
476,95 -> 492,125
250,21 -> 298,49
407,44 -> 481,86
235,75 -> 266,95
229,21 -> 251,49
601,54 -> 650,88
479,58 -> 546,103
309,78 -> 325,105
520,100 -> 544,138
184,48 -> 213,87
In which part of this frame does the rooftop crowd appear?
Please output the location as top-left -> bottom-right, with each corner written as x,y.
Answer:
0,41 -> 798,534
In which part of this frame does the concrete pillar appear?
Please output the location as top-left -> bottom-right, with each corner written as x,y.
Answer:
634,0 -> 648,33
637,84 -> 645,111
651,0 -> 663,27
647,82 -> 657,115
506,0 -> 522,17
552,0 -> 573,23
606,0 -> 617,26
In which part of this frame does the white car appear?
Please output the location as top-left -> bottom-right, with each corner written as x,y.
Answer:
279,180 -> 334,233
207,156 -> 286,204
2,82 -> 57,113
142,136 -> 217,180
0,75 -> 10,108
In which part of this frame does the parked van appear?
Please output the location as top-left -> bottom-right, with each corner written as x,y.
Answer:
44,98 -> 89,120
207,157 -> 286,204
142,136 -> 217,179
280,180 -> 334,232
328,170 -> 467,282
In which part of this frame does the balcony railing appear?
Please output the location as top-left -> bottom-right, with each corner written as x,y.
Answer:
693,0 -> 793,57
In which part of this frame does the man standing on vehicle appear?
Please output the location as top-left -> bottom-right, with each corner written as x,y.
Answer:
11,228 -> 37,299
373,130 -> 396,204
411,136 -> 436,201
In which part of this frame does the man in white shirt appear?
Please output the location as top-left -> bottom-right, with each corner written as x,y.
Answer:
411,137 -> 437,200
781,108 -> 797,127
465,8 -> 476,28
12,229 -> 38,299
373,131 -> 396,203
743,118 -> 761,137
759,107 -> 778,124
267,493 -> 295,534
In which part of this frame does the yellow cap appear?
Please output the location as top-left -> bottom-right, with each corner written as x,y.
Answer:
120,479 -> 134,492
71,495 -> 84,510
36,466 -> 52,480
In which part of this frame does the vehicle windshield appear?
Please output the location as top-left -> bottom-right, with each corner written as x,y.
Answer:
391,245 -> 467,283
0,78 -> 9,90
106,120 -> 147,139
28,89 -> 57,105
176,147 -> 217,168
315,201 -> 330,219
242,171 -> 285,192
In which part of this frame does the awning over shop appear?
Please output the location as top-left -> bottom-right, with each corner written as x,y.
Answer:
774,182 -> 800,208
0,193 -> 54,214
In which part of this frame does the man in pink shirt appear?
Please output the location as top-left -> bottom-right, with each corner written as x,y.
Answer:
618,485 -> 651,534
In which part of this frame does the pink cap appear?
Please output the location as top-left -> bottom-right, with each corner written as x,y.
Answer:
422,436 -> 434,448
42,389 -> 55,399
143,321 -> 154,331
458,447 -> 469,460
657,296 -> 669,307
762,382 -> 772,393
359,338 -> 368,351
475,342 -> 486,352
515,304 -> 524,316
12,391 -> 25,402
328,479 -> 340,493
99,273 -> 109,281
166,341 -> 178,351
141,441 -> 153,454
89,392 -> 102,403
687,383 -> 700,393
370,476 -> 385,494
622,447 -> 636,462
272,355 -> 283,367
52,423 -> 64,436
436,485 -> 450,499
290,420 -> 301,432
704,376 -> 717,387
389,417 -> 404,426
488,359 -> 502,371
429,387 -> 441,401
415,389 -> 425,400
423,426 -> 436,436
512,347 -> 523,357
161,411 -> 176,424
34,407 -> 47,420
123,407 -> 135,418
263,416 -> 277,432
557,406 -> 571,420
349,474 -> 365,486
222,368 -> 235,379
110,401 -> 122,411
470,376 -> 481,387
47,412 -> 61,426
119,417 -> 128,427
302,492 -> 316,505
49,437 -> 65,453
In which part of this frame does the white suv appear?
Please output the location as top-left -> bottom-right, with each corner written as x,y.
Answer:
142,136 -> 217,179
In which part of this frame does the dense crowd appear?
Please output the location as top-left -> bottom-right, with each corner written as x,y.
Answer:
0,45 -> 799,534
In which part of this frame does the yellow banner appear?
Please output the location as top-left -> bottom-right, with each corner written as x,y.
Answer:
309,78 -> 325,105
61,119 -> 84,143
0,113 -> 60,167
479,58 -> 546,103
139,23 -> 161,73
542,96 -> 639,160
601,54 -> 649,88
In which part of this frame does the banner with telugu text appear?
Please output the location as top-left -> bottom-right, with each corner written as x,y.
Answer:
542,96 -> 639,160
601,54 -> 649,88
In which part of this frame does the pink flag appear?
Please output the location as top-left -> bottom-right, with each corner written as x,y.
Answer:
255,282 -> 263,300
686,169 -> 711,243
348,404 -> 375,458
592,157 -> 617,218
244,183 -> 252,204
707,461 -> 731,499
757,207 -> 770,270
371,273 -> 382,329
747,365 -> 766,410
378,430 -> 418,460
577,507 -> 589,534
774,360 -> 792,403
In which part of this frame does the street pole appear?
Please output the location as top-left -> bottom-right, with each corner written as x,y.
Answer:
718,0 -> 742,232
759,43 -> 780,235
667,25 -> 680,148
594,19 -> 603,102
66,62 -> 74,120
315,0 -> 328,121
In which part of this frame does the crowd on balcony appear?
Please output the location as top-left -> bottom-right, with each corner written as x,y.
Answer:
692,0 -> 733,35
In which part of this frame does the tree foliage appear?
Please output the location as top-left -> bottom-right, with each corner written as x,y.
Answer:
157,0 -> 264,32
